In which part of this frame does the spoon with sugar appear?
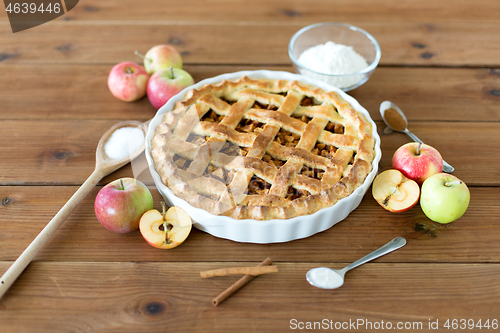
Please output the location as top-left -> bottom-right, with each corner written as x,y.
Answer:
379,101 -> 454,173
0,120 -> 148,299
306,237 -> 406,289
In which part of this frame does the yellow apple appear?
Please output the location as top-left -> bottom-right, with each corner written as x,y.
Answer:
139,203 -> 192,249
420,173 -> 470,223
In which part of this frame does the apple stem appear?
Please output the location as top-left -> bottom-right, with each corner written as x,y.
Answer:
170,66 -> 174,79
126,66 -> 132,74
383,186 -> 399,206
161,201 -> 166,216
119,179 -> 124,190
416,142 -> 422,155
134,50 -> 151,62
160,201 -> 170,242
445,180 -> 462,187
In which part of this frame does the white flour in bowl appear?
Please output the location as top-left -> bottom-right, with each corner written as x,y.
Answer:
297,41 -> 369,89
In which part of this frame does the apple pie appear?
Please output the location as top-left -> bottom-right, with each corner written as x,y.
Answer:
151,76 -> 375,220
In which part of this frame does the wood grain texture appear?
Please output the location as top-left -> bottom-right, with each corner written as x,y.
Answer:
0,120 -> 498,185
0,0 -> 497,25
0,65 -> 499,121
0,22 -> 499,66
0,0 -> 498,329
0,261 -> 499,332
353,67 -> 500,122
0,186 -> 496,263
1,0 -> 499,23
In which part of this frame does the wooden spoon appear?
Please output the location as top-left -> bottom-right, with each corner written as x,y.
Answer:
0,120 -> 148,299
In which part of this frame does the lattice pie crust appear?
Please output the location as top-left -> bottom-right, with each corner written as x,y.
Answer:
151,77 -> 375,220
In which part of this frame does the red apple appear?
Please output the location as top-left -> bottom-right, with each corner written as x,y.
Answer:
139,202 -> 192,249
107,62 -> 150,102
392,142 -> 443,184
142,44 -> 183,74
147,67 -> 195,110
95,178 -> 154,233
372,169 -> 420,212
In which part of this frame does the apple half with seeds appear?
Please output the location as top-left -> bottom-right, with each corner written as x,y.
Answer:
372,169 -> 420,212
139,202 -> 192,249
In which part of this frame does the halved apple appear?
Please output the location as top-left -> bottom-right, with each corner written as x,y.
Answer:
372,169 -> 420,212
139,202 -> 192,249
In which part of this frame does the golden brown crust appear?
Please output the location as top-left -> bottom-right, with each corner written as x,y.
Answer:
151,76 -> 375,220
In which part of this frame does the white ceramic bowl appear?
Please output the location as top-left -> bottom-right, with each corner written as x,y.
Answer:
145,70 -> 381,243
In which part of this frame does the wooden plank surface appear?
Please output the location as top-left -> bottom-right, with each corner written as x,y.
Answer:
0,186 -> 497,263
1,0 -> 500,24
58,0 -> 500,24
1,0 -> 499,24
0,64 -> 498,122
0,0 -> 499,331
0,23 -> 499,66
1,261 -> 499,333
0,120 -> 498,186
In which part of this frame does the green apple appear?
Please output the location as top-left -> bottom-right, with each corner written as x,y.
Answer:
420,173 -> 470,224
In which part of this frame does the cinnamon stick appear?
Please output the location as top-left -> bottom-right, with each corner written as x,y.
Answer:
211,257 -> 273,307
201,265 -> 278,279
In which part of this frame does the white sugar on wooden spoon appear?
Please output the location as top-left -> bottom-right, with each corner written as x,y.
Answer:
104,126 -> 145,160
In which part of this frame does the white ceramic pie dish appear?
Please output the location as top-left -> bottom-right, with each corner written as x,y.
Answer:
145,70 -> 381,243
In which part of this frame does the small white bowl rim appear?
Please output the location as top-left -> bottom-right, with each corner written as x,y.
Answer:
145,70 -> 381,243
288,22 -> 382,77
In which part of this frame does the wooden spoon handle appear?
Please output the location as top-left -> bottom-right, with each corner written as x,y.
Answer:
0,168 -> 104,299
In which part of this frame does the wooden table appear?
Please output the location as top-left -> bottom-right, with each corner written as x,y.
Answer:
1,1 -> 499,331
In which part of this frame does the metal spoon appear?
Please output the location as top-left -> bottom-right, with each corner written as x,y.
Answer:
380,101 -> 454,173
306,237 -> 406,289
0,120 -> 148,299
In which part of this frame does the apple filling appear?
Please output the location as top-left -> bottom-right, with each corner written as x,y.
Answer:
275,128 -> 301,147
209,167 -> 235,184
263,153 -> 284,168
312,142 -> 337,159
201,109 -> 225,123
286,186 -> 311,201
248,175 -> 272,195
219,141 -> 242,156
325,121 -> 344,134
172,154 -> 192,170
295,115 -> 312,124
235,118 -> 265,134
300,96 -> 321,106
252,100 -> 279,111
245,175 -> 310,200
186,133 -> 206,146
300,165 -> 325,180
